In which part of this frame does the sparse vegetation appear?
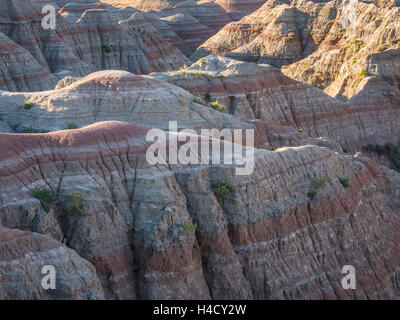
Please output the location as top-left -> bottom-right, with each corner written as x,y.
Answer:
63,123 -> 78,130
32,187 -> 56,212
193,96 -> 207,106
24,100 -> 34,110
182,222 -> 197,233
387,143 -> 400,171
214,181 -> 234,199
193,96 -> 227,113
21,127 -> 50,133
204,93 -> 211,102
209,101 -> 227,113
199,58 -> 205,65
359,69 -> 368,78
339,177 -> 350,188
71,191 -> 86,214
102,45 -> 113,53
313,176 -> 329,190
307,190 -> 317,200
364,143 -> 400,172
182,95 -> 189,107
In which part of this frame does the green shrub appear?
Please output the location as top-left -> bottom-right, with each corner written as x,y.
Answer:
182,222 -> 197,233
182,95 -> 189,107
193,96 -> 207,106
32,187 -> 56,212
214,181 -> 234,199
63,123 -> 78,130
386,143 -> 400,171
102,45 -> 113,53
365,143 -> 400,172
10,123 -> 20,131
71,191 -> 86,214
339,177 -> 350,188
199,58 -> 205,65
342,146 -> 349,153
359,69 -> 368,78
204,93 -> 211,101
313,176 -> 329,190
21,127 -> 50,133
209,101 -> 227,113
24,101 -> 34,109
307,190 -> 317,200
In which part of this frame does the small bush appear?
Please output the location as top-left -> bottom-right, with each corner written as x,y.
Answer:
386,143 -> 400,171
214,181 -> 234,199
209,101 -> 227,113
199,58 -> 205,65
32,187 -> 56,212
63,123 -> 78,130
71,191 -> 86,214
339,177 -> 350,188
102,45 -> 113,53
313,176 -> 329,190
21,127 -> 50,133
307,190 -> 317,200
359,69 -> 368,78
342,146 -> 349,153
182,222 -> 197,233
204,93 -> 211,102
193,96 -> 207,106
24,101 -> 34,109
182,95 -> 189,107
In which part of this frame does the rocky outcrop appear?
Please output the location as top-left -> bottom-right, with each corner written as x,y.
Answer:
0,32 -> 58,91
216,0 -> 268,19
194,0 -> 400,100
0,70 -> 249,132
0,226 -> 104,299
59,2 -> 108,22
152,55 -> 400,152
160,14 -> 215,56
159,0 -> 232,31
0,0 -> 188,91
0,121 -> 399,299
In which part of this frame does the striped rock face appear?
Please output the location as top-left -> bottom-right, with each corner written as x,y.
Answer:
216,0 -> 268,19
0,121 -> 399,299
194,0 -> 400,100
0,226 -> 104,300
152,55 -> 400,153
0,0 -> 189,92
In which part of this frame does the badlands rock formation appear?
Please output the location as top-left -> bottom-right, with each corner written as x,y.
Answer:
0,0 -> 188,92
152,55 -> 400,152
194,0 -> 400,99
0,226 -> 104,299
0,121 -> 399,299
0,0 -> 400,301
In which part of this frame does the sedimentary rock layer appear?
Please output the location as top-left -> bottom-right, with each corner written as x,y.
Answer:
152,55 -> 400,152
194,0 -> 400,99
0,226 -> 104,299
0,0 -> 188,91
0,121 -> 399,299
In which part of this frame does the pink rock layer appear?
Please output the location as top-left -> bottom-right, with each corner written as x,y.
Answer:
0,121 -> 399,299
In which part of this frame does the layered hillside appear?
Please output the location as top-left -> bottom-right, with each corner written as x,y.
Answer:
0,121 -> 399,299
194,0 -> 400,99
1,0 -> 400,301
0,69 -> 322,151
0,0 -> 188,91
152,55 -> 400,152
0,226 -> 104,299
